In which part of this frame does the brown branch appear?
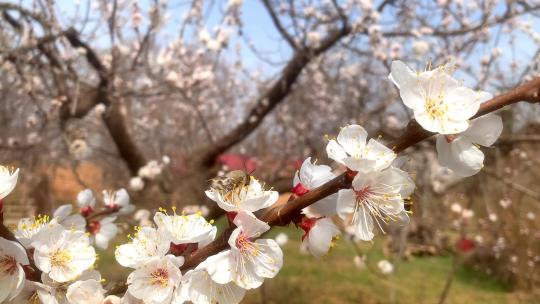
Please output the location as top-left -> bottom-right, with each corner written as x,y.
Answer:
180,76 -> 540,272
199,25 -> 351,167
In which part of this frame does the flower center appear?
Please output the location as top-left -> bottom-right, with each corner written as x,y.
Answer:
235,233 -> 259,256
0,255 -> 17,275
425,95 -> 447,120
355,186 -> 374,202
50,249 -> 72,267
150,268 -> 169,287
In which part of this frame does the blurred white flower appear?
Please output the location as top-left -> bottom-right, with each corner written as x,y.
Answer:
103,188 -> 134,215
499,198 -> 512,208
138,160 -> 163,180
88,216 -> 118,250
77,189 -> 96,215
183,205 -> 210,217
412,41 -> 429,56
133,209 -> 152,226
129,176 -> 145,192
526,212 -> 535,220
275,233 -> 289,247
450,203 -> 462,214
488,213 -> 498,222
377,260 -> 394,275
353,255 -> 366,269
461,209 -> 474,219
53,204 -> 86,231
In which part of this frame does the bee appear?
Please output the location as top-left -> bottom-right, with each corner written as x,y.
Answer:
210,170 -> 252,194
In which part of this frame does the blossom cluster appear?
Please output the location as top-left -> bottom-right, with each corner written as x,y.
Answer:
0,166 -> 135,303
0,59 -> 506,303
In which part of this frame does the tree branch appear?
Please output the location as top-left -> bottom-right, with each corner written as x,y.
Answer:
181,76 -> 540,271
199,25 -> 351,167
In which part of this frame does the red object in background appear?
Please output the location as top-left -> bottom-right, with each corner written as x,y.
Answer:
457,237 -> 475,252
218,154 -> 257,172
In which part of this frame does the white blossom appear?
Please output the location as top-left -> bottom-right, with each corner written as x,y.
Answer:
0,237 -> 29,302
53,204 -> 86,231
436,114 -> 503,177
337,167 -> 414,241
0,166 -> 18,199
299,217 -> 340,258
126,255 -> 183,304
293,157 -> 337,216
389,60 -> 492,134
115,226 -> 171,269
129,177 -> 145,191
377,259 -> 394,274
326,124 -> 396,172
88,216 -> 118,250
206,211 -> 283,289
205,177 -> 278,213
175,257 -> 246,304
103,188 -> 134,215
32,225 -> 96,283
154,211 -> 216,247
66,279 -> 105,304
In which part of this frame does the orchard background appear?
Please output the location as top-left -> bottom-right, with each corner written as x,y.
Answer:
1,0 -> 540,303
